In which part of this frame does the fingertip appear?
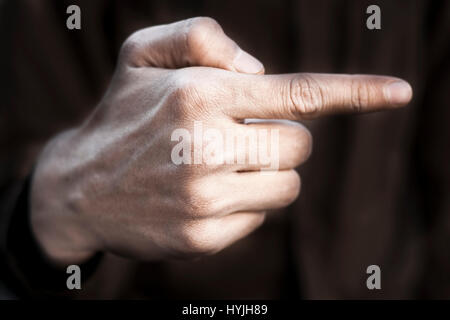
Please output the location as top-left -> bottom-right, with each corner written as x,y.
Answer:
232,49 -> 264,74
384,80 -> 413,107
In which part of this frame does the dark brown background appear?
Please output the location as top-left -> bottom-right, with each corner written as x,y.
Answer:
0,0 -> 449,299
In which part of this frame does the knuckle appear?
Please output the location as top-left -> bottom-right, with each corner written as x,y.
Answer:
288,75 -> 325,116
119,31 -> 143,65
191,17 -> 222,31
350,77 -> 371,111
182,192 -> 210,218
182,178 -> 224,217
179,221 -> 218,255
167,70 -> 202,108
167,69 -> 216,118
185,17 -> 222,56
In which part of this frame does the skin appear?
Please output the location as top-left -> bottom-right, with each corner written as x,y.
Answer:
30,17 -> 413,266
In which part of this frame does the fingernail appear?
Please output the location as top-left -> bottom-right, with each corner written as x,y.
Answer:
385,81 -> 413,106
233,49 -> 264,74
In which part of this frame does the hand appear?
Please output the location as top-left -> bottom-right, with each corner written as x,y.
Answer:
30,17 -> 412,265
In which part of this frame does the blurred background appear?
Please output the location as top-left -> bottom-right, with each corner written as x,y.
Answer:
0,0 -> 449,299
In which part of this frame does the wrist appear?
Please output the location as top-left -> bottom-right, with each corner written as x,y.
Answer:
30,129 -> 101,267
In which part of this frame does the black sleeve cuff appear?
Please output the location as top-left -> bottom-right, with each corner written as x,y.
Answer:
0,174 -> 103,299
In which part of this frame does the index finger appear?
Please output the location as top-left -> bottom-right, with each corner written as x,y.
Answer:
221,73 -> 412,120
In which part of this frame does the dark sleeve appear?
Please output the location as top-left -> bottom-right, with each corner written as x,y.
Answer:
0,174 -> 103,299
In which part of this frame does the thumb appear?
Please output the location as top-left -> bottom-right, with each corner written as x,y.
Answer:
119,17 -> 264,74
